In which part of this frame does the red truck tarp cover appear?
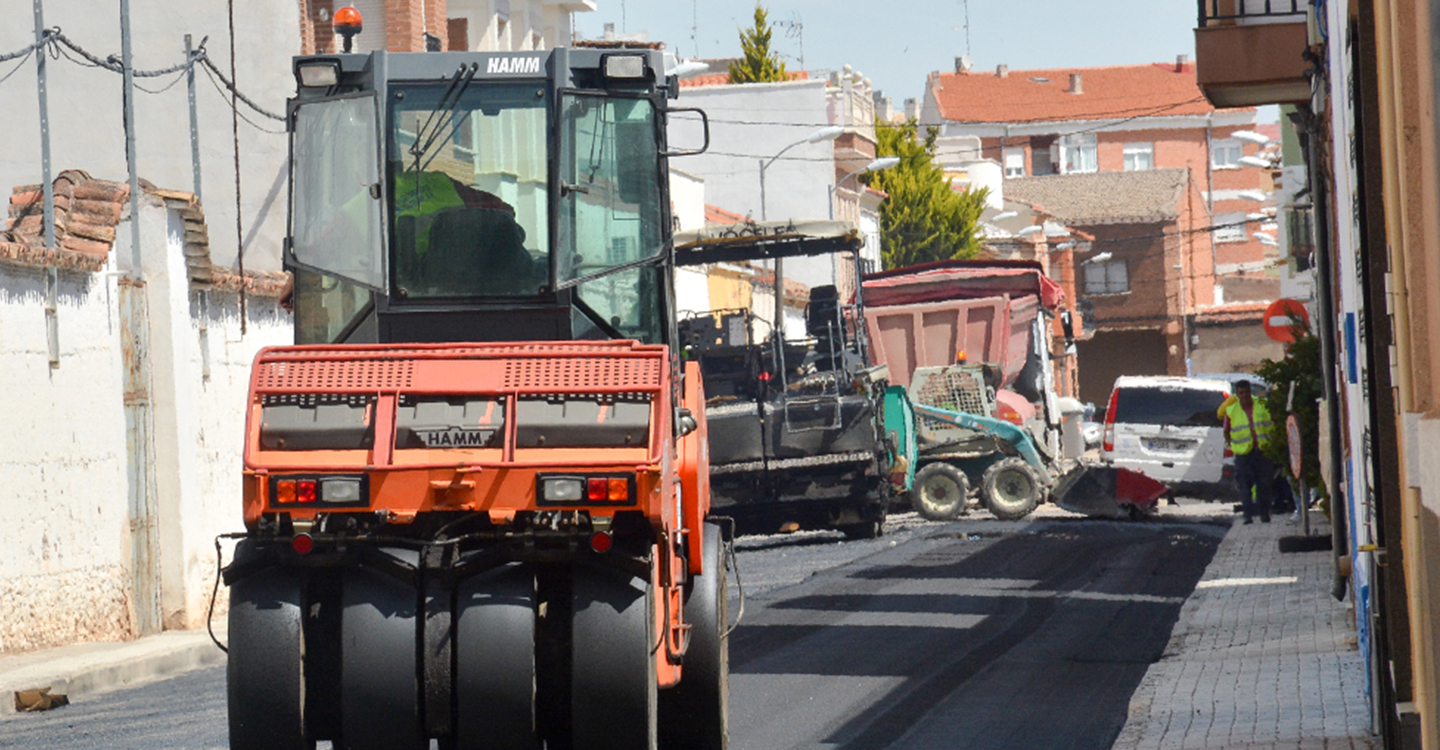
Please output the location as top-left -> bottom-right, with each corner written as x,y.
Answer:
861,259 -> 1065,311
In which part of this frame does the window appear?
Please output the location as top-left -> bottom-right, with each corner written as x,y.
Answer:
1123,142 -> 1154,171
1060,133 -> 1097,174
1213,211 -> 1247,243
389,83 -> 550,299
1003,147 -> 1026,178
1212,138 -> 1242,168
1084,258 -> 1128,294
1113,386 -> 1225,428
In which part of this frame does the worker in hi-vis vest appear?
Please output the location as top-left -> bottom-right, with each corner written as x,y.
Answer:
1217,379 -> 1276,524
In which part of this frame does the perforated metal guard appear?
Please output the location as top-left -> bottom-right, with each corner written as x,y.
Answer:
256,359 -> 415,391
910,366 -> 990,432
502,357 -> 663,391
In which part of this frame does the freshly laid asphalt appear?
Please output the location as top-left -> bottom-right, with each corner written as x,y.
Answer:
0,500 -> 1377,750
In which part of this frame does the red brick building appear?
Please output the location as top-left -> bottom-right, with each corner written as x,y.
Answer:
923,59 -> 1282,403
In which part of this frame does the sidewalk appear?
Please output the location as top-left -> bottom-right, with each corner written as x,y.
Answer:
1111,507 -> 1376,749
0,626 -> 226,717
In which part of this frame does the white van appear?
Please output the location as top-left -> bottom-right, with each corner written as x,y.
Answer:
1100,376 -> 1235,499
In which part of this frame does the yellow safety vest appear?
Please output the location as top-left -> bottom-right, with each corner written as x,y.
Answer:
391,171 -> 465,256
1224,399 -> 1273,455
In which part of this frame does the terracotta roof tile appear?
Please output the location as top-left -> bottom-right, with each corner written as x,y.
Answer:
679,69 -> 810,88
704,204 -> 748,224
930,62 -> 1219,124
1003,169 -> 1189,225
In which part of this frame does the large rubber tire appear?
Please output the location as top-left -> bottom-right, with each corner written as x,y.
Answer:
912,462 -> 970,521
572,564 -> 658,750
340,566 -> 425,750
228,556 -> 312,750
659,523 -> 729,750
982,457 -> 1043,520
455,564 -> 539,750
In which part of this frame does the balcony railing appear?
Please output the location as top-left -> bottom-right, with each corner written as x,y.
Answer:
1198,0 -> 1306,26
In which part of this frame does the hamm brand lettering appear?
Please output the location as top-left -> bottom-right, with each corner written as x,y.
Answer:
419,428 -> 495,447
486,56 -> 542,75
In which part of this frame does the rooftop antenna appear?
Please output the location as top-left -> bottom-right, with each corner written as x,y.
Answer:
692,0 -> 699,58
773,12 -> 804,69
964,0 -> 973,57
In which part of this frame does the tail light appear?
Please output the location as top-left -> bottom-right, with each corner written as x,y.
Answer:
270,475 -> 368,506
589,531 -> 614,553
292,533 -> 315,555
1102,389 -> 1119,453
538,474 -> 636,506
1224,446 -> 1234,458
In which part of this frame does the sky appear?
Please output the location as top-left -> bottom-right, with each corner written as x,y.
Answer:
574,0 -> 1209,108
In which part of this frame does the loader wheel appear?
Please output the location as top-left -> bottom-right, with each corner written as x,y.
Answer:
228,551 -> 312,750
572,564 -> 658,750
982,457 -> 1043,520
340,566 -> 425,750
659,523 -> 729,750
455,564 -> 540,750
912,463 -> 970,521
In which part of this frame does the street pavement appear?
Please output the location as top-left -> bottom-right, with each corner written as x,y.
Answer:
0,499 -> 1378,749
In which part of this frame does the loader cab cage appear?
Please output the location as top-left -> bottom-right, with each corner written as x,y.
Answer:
284,49 -> 686,348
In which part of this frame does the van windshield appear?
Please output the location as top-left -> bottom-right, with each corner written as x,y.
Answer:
1113,386 -> 1226,428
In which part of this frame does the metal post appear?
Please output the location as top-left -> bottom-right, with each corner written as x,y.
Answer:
758,159 -> 767,221
121,0 -> 142,274
185,34 -> 202,203
33,0 -> 54,249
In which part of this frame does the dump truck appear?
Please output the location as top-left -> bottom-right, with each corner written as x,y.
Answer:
862,260 -> 1169,521
224,26 -> 727,750
673,223 -> 894,538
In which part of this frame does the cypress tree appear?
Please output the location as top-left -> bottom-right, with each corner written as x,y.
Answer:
866,119 -> 989,270
728,5 -> 787,84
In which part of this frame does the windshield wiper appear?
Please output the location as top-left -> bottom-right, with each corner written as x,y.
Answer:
408,62 -> 479,177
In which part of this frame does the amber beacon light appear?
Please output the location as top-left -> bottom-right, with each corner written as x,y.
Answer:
333,6 -> 363,52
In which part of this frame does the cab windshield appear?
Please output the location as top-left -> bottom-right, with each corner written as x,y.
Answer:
389,83 -> 549,299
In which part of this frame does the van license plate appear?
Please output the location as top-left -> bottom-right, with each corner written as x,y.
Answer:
1149,438 -> 1190,452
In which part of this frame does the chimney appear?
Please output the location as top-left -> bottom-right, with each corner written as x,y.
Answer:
603,22 -> 615,41
996,64 -> 1008,78
1175,54 -> 1189,72
955,56 -> 972,73
904,97 -> 920,122
1068,73 -> 1083,95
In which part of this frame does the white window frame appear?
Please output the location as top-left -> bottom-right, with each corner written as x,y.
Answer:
1003,147 -> 1026,178
1213,211 -> 1247,243
1060,133 -> 1098,174
1212,138 -> 1242,169
1123,142 -> 1154,171
1084,258 -> 1128,295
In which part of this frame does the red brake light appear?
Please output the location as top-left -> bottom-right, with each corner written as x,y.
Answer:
1102,388 -> 1119,453
298,480 -> 317,503
587,478 -> 608,502
589,531 -> 613,553
1224,446 -> 1234,458
292,533 -> 314,555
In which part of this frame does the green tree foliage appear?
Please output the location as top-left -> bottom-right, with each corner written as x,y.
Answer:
866,119 -> 989,270
1254,329 -> 1327,502
728,5 -> 787,84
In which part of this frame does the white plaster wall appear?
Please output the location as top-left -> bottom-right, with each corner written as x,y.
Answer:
0,200 -> 293,654
0,0 -> 299,271
0,261 -> 132,653
674,266 -> 710,320
668,79 -> 839,290
668,169 -> 706,232
124,204 -> 292,630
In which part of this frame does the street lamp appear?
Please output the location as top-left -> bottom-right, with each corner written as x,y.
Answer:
828,156 -> 900,220
759,125 -> 844,221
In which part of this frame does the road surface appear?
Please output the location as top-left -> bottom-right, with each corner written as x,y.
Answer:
0,510 -> 1226,750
